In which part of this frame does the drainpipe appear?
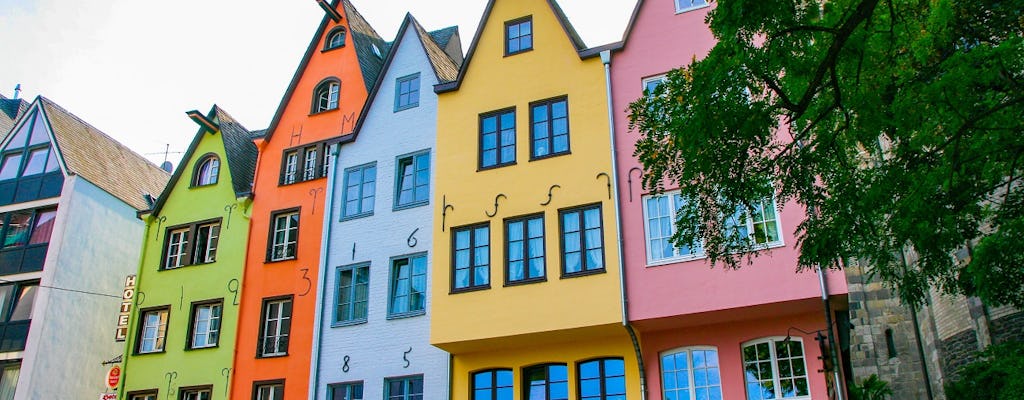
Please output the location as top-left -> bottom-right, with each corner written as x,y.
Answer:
309,143 -> 340,400
601,49 -> 648,400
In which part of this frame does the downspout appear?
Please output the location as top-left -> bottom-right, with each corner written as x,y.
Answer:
601,49 -> 648,400
900,250 -> 935,400
118,215 -> 154,400
309,143 -> 340,400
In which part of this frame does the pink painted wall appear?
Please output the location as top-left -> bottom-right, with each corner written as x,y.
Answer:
610,0 -> 848,324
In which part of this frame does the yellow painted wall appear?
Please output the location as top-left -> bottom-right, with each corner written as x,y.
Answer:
432,0 -> 622,349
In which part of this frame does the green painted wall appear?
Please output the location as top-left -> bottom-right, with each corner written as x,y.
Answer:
118,126 -> 251,400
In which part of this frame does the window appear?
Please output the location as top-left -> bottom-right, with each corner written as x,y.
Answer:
0,362 -> 18,399
505,214 -> 545,284
330,382 -> 363,400
523,364 -> 567,400
161,220 -> 221,269
0,281 -> 38,352
727,198 -> 783,247
389,253 -> 426,318
451,223 -> 490,291
179,386 -> 212,400
335,264 -> 369,324
395,73 -> 421,111
259,298 -> 292,357
268,210 -> 299,262
394,151 -> 429,209
742,338 -> 810,400
578,358 -> 626,400
473,369 -> 512,400
136,307 -> 169,354
530,97 -> 570,159
0,207 -> 56,249
385,375 -> 423,400
661,347 -> 723,400
188,301 -> 223,349
254,381 -> 284,400
326,27 -> 347,50
480,109 -> 516,169
643,192 -> 703,264
281,140 -> 335,185
560,205 -> 605,276
314,79 -> 341,113
643,75 -> 666,97
675,0 -> 710,13
505,17 -> 533,55
341,163 -> 376,219
192,155 -> 219,187
0,110 -> 59,182
128,391 -> 158,400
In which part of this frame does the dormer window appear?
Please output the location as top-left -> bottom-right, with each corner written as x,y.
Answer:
313,79 -> 341,114
505,16 -> 533,56
192,154 -> 220,187
675,0 -> 709,13
325,27 -> 347,50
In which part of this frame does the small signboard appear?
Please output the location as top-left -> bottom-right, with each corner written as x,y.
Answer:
106,365 -> 121,390
100,394 -> 116,400
115,275 -> 136,342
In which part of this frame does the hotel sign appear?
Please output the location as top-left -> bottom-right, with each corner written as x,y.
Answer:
114,275 -> 136,342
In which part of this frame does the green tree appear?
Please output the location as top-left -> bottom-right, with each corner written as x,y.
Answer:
627,0 -> 1024,307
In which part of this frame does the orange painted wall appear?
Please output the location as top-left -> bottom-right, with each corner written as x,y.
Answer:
230,7 -> 371,400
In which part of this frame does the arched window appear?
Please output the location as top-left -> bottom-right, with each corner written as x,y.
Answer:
313,79 -> 340,113
325,27 -> 346,50
192,155 -> 219,186
660,346 -> 722,400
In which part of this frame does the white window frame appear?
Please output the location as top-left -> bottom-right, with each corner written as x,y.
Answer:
641,191 -> 706,266
129,393 -> 157,400
190,303 -> 222,349
675,0 -> 710,14
194,156 -> 219,186
270,211 -> 299,262
303,147 -> 318,181
164,228 -> 189,269
193,222 -> 219,264
261,299 -> 291,357
726,197 -> 785,249
138,308 -> 168,354
660,346 -> 723,400
742,337 -> 812,400
256,383 -> 284,400
180,387 -> 211,400
283,151 -> 299,184
642,74 -> 667,98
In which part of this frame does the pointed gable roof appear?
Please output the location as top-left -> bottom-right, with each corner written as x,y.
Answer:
340,13 -> 464,145
263,0 -> 387,142
429,26 -> 465,65
0,94 -> 29,137
435,0 -> 615,93
33,97 -> 169,211
150,106 -> 258,216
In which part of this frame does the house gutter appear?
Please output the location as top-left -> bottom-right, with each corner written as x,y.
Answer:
309,143 -> 339,399
601,49 -> 648,400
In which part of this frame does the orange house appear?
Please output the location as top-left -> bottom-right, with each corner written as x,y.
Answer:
230,1 -> 386,398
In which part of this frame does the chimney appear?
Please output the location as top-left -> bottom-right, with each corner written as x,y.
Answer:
13,84 -> 21,100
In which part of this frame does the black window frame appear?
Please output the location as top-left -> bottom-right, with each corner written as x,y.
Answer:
394,73 -> 421,112
159,218 -> 222,270
576,358 -> 626,400
251,379 -> 285,400
256,296 -> 293,358
450,222 -> 491,293
185,298 -> 224,351
558,203 -> 607,278
472,368 -> 513,400
266,208 -> 300,263
178,385 -> 213,400
340,162 -> 377,220
479,107 -> 517,170
279,140 -> 337,186
311,77 -> 342,115
190,153 -> 220,187
504,213 -> 546,286
504,16 -> 534,56
393,150 -> 430,210
134,305 -> 171,355
522,363 -> 569,400
529,96 -> 571,160
324,26 -> 347,51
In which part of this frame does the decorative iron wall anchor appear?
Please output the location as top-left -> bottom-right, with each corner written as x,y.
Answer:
627,167 -> 643,202
540,184 -> 561,206
442,196 -> 454,231
596,173 -> 612,199
486,194 -> 507,218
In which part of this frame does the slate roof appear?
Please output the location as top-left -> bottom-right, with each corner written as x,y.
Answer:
263,0 -> 388,142
0,94 -> 29,138
150,106 -> 258,216
428,26 -> 465,65
36,97 -> 169,211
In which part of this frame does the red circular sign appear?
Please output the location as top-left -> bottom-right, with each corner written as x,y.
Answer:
106,366 -> 121,389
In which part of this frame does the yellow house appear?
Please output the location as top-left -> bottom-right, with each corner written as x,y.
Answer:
432,0 -> 639,398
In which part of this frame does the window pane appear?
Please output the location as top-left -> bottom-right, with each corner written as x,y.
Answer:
0,153 -> 22,181
21,148 -> 48,176
27,209 -> 55,244
8,285 -> 36,321
3,212 -> 32,248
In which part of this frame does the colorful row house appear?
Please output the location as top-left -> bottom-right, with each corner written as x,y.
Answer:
117,106 -> 258,400
0,96 -> 168,399
312,14 -> 462,400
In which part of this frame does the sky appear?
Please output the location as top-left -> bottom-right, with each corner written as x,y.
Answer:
0,0 -> 635,167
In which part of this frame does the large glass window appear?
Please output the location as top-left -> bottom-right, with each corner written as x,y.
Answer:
341,163 -> 376,219
473,369 -> 512,400
530,98 -> 570,159
137,308 -> 169,354
269,211 -> 299,261
480,109 -> 516,169
189,302 -> 222,349
330,382 -> 363,400
389,254 -> 427,317
505,214 -> 545,284
661,347 -> 723,400
742,338 -> 810,400
395,151 -> 430,209
452,224 -> 490,291
578,358 -> 626,400
385,375 -> 423,400
643,192 -> 703,263
523,364 -> 567,400
560,205 -> 605,276
259,298 -> 291,357
0,110 -> 59,182
505,17 -> 533,55
335,264 -> 369,324
727,198 -> 783,246
395,73 -> 421,111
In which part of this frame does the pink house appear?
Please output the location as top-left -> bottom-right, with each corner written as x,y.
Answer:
608,1 -> 850,399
